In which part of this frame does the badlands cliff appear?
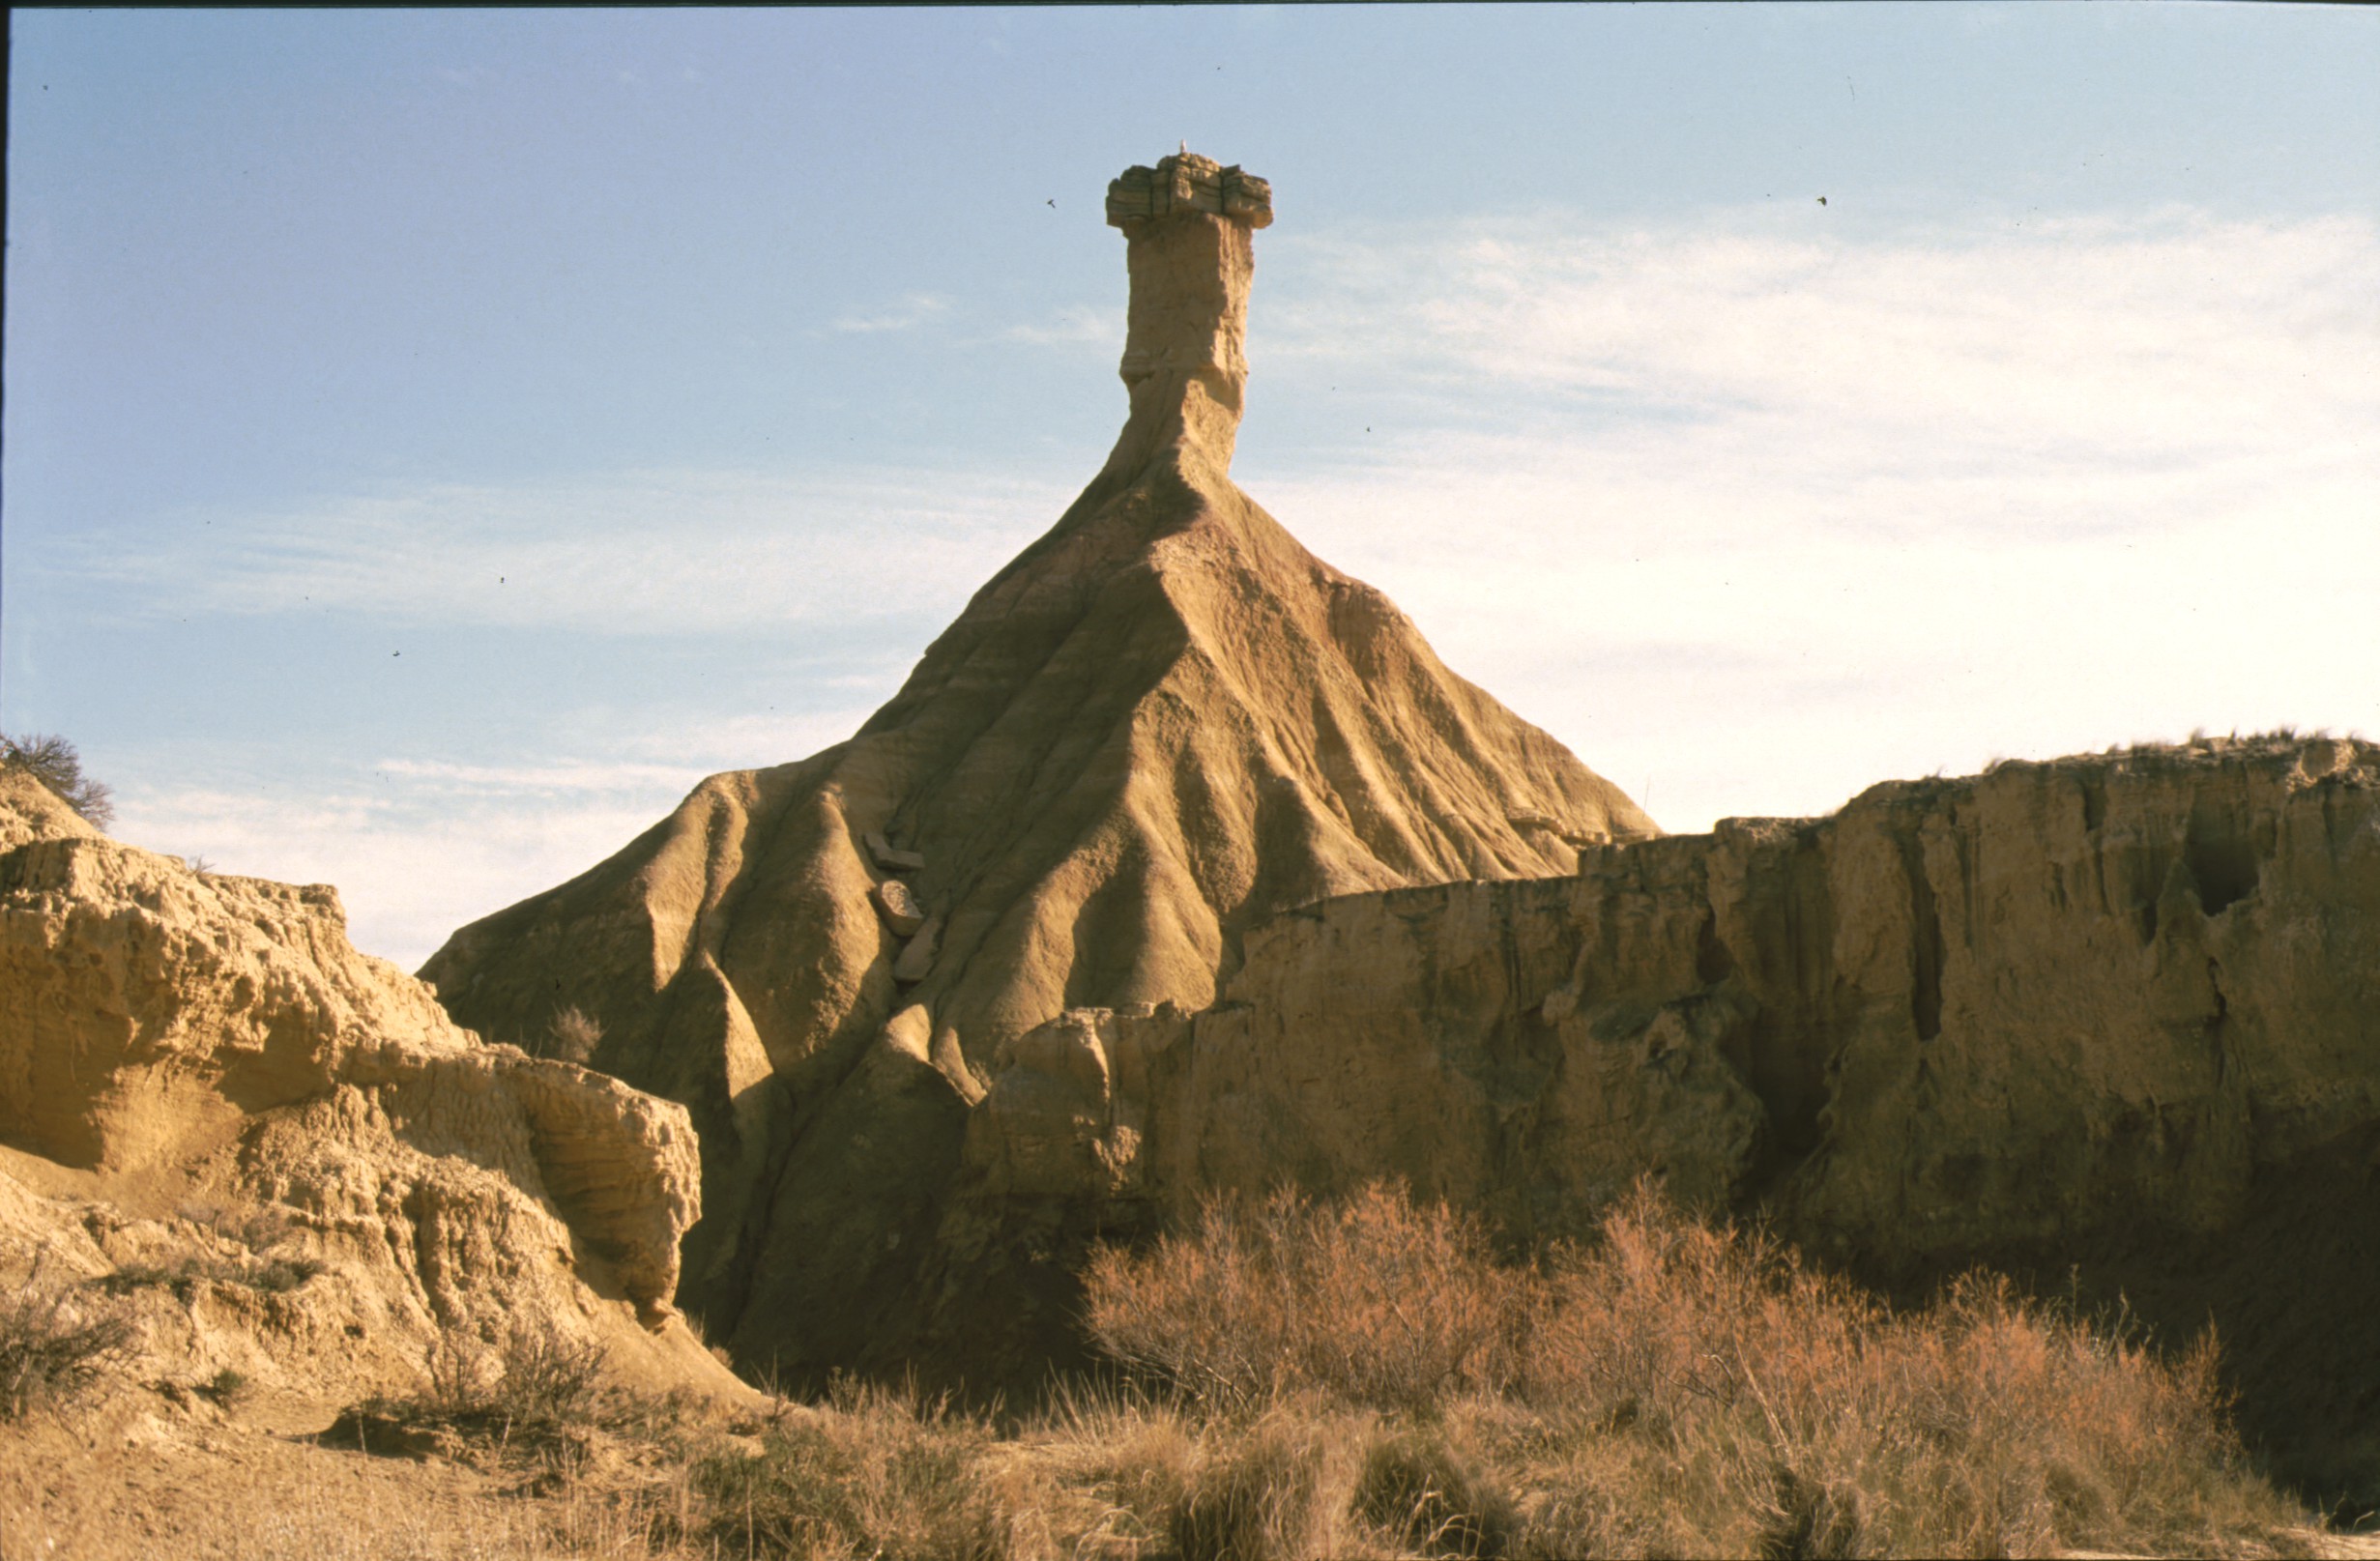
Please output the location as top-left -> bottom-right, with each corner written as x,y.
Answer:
0,766 -> 738,1426
1109,733 -> 2380,1245
965,731 -> 2380,1488
420,152 -> 1654,1383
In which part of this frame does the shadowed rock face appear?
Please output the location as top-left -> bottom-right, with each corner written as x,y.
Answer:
967,734 -> 2380,1496
1123,736 -> 2380,1247
418,153 -> 1653,1382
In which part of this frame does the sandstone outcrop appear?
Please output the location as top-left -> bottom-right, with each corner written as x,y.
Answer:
420,152 -> 1653,1383
966,733 -> 2380,1487
0,768 -> 734,1417
1065,733 -> 2376,1236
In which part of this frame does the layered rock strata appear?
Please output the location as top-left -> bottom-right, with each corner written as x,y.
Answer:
421,153 -> 1653,1382
1034,735 -> 2377,1240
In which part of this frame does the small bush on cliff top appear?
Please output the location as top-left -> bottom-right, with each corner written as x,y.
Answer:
1084,1182 -> 2302,1559
0,731 -> 113,829
539,1005 -> 605,1066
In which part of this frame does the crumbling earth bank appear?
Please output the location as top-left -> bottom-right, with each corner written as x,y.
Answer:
0,766 -> 736,1416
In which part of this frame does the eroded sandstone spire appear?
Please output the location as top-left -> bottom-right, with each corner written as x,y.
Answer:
421,153 -> 1652,1393
1098,152 -> 1274,482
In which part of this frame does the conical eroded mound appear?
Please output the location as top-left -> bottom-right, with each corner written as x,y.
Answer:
421,153 -> 1653,1381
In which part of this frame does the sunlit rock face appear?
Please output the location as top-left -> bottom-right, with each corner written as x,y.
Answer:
0,767 -> 738,1418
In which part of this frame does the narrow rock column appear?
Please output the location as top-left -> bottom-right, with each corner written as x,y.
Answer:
1098,152 -> 1273,483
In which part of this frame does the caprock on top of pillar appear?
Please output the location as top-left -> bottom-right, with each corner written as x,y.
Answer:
1106,151 -> 1274,232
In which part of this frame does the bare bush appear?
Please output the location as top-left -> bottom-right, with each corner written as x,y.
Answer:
417,1315 -> 606,1430
1084,1180 -> 2304,1559
0,1253 -> 136,1420
332,1314 -> 610,1470
540,1006 -> 605,1066
0,732 -> 113,828
493,1318 -> 607,1426
1084,1183 -> 1525,1415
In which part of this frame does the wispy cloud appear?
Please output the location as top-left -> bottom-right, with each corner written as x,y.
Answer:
1248,205 -> 2380,832
87,202 -> 2380,965
1000,304 -> 1116,347
829,291 -> 952,333
1263,207 -> 2375,508
63,465 -> 1075,636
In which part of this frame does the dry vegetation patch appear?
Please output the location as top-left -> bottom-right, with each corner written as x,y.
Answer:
1083,1182 -> 2306,1559
327,1315 -> 617,1469
4,1185 -> 2332,1559
0,1252 -> 135,1422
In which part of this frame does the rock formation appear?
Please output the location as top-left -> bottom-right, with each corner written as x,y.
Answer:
0,767 -> 735,1414
968,733 -> 2380,1489
419,151 -> 1654,1384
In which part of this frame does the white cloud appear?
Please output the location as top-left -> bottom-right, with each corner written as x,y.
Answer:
106,706 -> 889,969
1246,205 -> 2380,833
112,779 -> 679,969
829,291 -> 952,333
1000,304 -> 1117,346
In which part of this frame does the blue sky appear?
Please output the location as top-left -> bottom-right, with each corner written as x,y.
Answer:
8,5 -> 2377,966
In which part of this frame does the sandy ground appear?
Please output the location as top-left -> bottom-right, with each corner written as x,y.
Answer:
0,1396 -> 691,1561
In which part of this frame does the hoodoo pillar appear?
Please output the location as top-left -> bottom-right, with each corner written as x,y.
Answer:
1099,152 -> 1274,482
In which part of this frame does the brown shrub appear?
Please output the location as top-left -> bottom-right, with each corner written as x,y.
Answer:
1084,1181 -> 2305,1559
540,1006 -> 605,1065
1084,1183 -> 1525,1416
332,1315 -> 610,1466
0,1253 -> 136,1421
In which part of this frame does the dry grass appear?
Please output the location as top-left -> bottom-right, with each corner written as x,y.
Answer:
687,1378 -> 1048,1560
4,1186 -> 2324,1559
1084,1181 -> 2307,1559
